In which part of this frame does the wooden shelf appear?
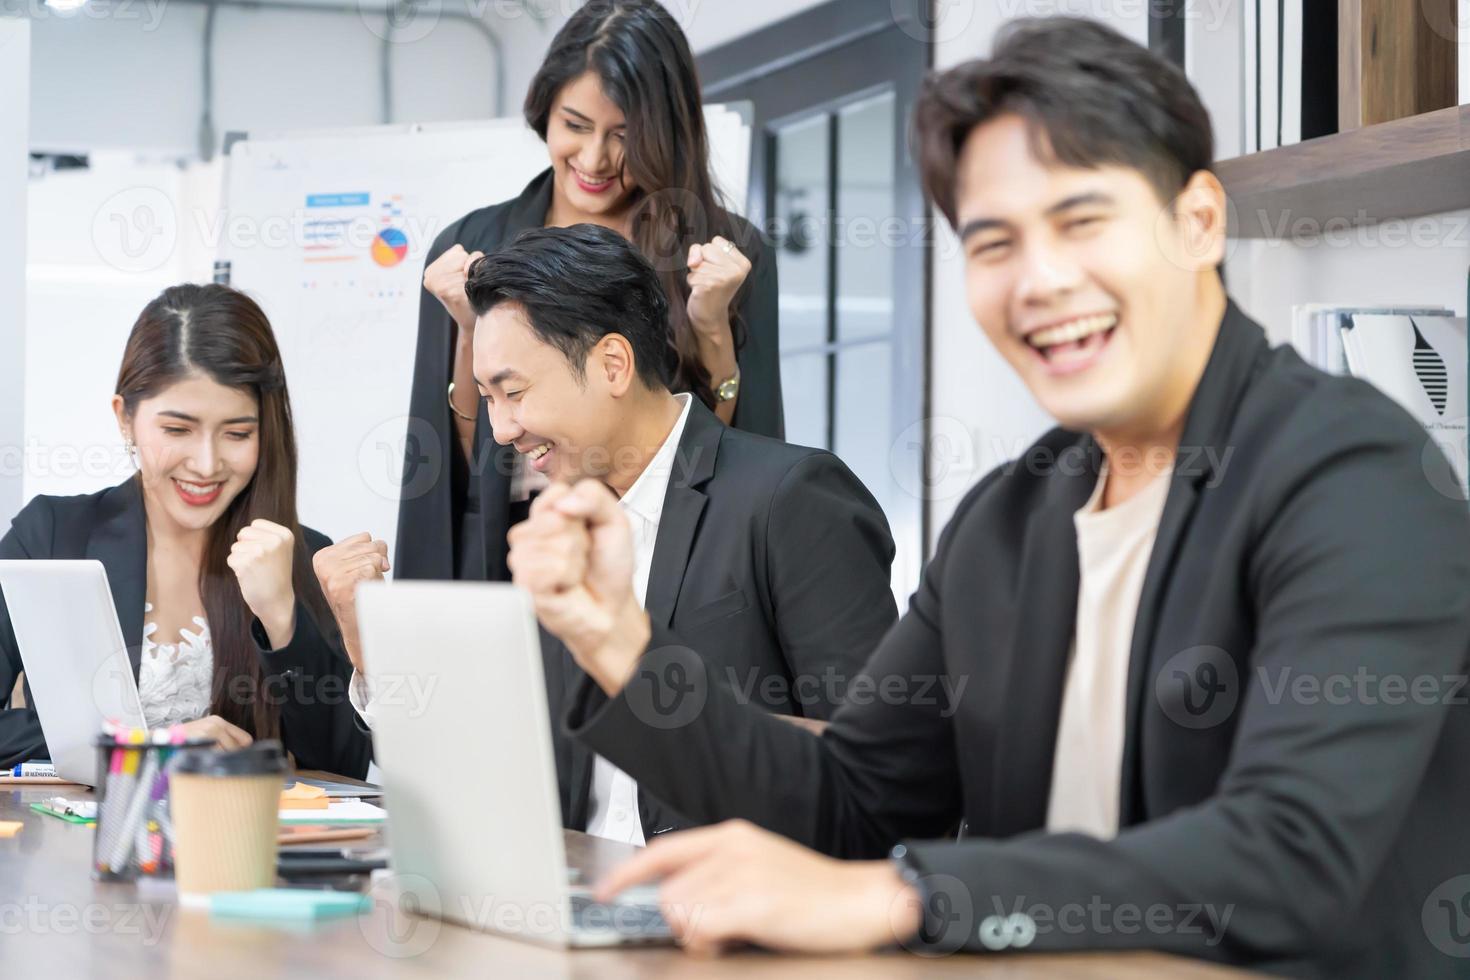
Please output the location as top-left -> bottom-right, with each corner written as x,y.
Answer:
1215,103 -> 1470,239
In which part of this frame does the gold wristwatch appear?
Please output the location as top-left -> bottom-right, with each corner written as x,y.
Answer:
715,366 -> 741,403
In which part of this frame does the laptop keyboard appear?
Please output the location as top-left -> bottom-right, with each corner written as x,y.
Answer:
570,893 -> 672,939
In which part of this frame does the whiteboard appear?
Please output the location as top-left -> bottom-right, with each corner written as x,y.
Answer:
219,108 -> 751,561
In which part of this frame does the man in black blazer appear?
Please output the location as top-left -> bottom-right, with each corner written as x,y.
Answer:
323,223 -> 896,842
510,19 -> 1470,977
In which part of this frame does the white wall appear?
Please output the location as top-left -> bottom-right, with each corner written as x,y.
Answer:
28,2 -> 505,156
23,155 -> 224,504
28,0 -> 828,157
0,19 -> 30,523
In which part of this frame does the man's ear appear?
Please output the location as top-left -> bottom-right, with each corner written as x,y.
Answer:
594,333 -> 638,397
1170,169 -> 1228,272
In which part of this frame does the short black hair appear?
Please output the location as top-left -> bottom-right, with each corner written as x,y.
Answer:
914,17 -> 1215,228
464,223 -> 677,391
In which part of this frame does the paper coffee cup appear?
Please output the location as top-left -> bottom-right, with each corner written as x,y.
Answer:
169,740 -> 286,904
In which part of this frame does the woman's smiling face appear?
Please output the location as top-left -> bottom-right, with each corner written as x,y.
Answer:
546,70 -> 638,219
115,373 -> 261,533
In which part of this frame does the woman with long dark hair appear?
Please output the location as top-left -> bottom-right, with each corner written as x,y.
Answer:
0,284 -> 370,775
395,0 -> 782,583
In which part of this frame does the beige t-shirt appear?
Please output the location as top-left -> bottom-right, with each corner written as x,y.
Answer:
1045,464 -> 1172,839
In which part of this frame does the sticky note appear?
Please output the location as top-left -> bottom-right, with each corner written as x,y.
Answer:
210,888 -> 370,921
0,821 -> 22,837
280,782 -> 330,810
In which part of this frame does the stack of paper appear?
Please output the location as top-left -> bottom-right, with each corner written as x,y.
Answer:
278,800 -> 386,825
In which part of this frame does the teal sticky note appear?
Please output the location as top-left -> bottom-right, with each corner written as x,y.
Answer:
210,888 -> 370,921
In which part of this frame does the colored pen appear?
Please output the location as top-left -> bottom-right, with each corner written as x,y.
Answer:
96,748 -> 126,873
105,748 -> 148,871
8,762 -> 56,778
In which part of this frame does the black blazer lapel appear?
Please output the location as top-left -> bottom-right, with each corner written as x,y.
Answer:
989,441 -> 1102,836
643,400 -> 720,629
472,171 -> 554,582
84,478 -> 148,681
503,169 -> 553,233
1117,302 -> 1269,825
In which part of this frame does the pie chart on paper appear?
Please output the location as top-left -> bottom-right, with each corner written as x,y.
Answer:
371,227 -> 409,267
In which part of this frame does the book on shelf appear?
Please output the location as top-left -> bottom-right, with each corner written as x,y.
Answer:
1290,304 -> 1451,376
1340,312 -> 1469,500
1258,0 -> 1280,152
1200,1 -> 1336,157
1296,0 -> 1337,141
1183,0 -> 1249,158
1279,0 -> 1302,147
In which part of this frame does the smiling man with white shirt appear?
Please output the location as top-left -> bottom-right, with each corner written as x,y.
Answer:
314,223 -> 897,844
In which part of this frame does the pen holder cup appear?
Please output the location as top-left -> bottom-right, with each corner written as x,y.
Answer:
91,734 -> 199,882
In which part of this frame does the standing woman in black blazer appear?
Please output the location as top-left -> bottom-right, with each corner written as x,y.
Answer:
395,0 -> 782,582
0,284 -> 370,776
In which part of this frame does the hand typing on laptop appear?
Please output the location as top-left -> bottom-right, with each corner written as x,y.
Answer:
593,820 -> 921,956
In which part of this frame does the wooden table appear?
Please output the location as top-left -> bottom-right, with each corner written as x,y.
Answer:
0,773 -> 1258,978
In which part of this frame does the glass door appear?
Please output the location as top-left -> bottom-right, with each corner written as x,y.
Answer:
703,1 -> 930,603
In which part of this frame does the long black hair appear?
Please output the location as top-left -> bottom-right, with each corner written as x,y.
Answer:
524,0 -> 748,408
116,283 -> 332,739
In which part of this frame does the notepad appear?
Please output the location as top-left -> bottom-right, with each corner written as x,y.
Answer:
210,888 -> 370,921
0,821 -> 22,837
278,800 -> 385,825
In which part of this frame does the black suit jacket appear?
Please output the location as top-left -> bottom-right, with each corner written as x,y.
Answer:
0,478 -> 372,777
546,398 -> 897,841
393,169 -> 784,582
566,303 -> 1470,978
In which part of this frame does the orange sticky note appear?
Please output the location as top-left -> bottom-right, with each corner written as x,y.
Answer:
280,782 -> 329,810
0,821 -> 22,838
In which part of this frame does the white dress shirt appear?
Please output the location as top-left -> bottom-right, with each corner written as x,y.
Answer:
348,393 -> 694,846
1045,463 -> 1171,839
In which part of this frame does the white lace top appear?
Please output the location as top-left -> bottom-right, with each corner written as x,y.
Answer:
137,602 -> 214,728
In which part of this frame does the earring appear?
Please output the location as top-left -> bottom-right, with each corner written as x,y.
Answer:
123,435 -> 138,468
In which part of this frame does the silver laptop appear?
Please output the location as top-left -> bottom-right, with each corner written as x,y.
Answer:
0,560 -> 147,784
355,580 -> 672,948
